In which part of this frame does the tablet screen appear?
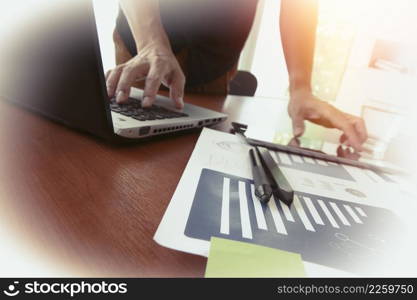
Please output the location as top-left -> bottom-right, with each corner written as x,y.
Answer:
245,124 -> 403,174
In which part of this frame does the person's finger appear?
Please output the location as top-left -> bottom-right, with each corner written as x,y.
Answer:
115,64 -> 147,104
352,117 -> 368,144
168,70 -> 185,109
106,66 -> 123,98
339,134 -> 347,144
322,109 -> 363,151
105,70 -> 111,80
142,66 -> 164,108
338,121 -> 363,152
291,115 -> 306,137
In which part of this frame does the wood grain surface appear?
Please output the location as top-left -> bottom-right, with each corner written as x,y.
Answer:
0,93 -> 287,277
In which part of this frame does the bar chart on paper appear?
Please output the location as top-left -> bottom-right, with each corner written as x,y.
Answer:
185,168 -> 402,273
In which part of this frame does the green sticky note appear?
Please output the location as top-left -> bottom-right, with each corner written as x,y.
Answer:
205,237 -> 305,278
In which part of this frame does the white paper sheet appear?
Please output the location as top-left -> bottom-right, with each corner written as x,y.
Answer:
154,128 -> 413,276
154,128 -> 252,256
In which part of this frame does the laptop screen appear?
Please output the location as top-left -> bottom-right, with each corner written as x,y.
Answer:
0,0 -> 114,140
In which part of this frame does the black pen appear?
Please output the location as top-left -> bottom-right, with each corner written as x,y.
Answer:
256,147 -> 294,206
249,148 -> 273,203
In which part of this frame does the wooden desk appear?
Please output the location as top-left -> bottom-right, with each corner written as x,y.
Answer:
0,94 -> 287,277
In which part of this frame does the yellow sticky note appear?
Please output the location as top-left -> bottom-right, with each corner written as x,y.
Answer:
205,237 -> 305,278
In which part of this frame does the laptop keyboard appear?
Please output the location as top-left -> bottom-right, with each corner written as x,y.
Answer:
110,97 -> 188,121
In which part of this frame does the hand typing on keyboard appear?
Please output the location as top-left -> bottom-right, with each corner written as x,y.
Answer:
110,97 -> 188,121
105,33 -> 185,109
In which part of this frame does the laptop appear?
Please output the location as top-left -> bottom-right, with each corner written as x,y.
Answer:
0,0 -> 227,142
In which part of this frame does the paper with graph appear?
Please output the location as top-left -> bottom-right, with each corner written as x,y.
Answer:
154,128 -> 403,274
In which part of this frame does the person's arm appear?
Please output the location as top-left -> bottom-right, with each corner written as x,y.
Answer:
106,0 -> 185,108
280,0 -> 367,151
280,0 -> 316,97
